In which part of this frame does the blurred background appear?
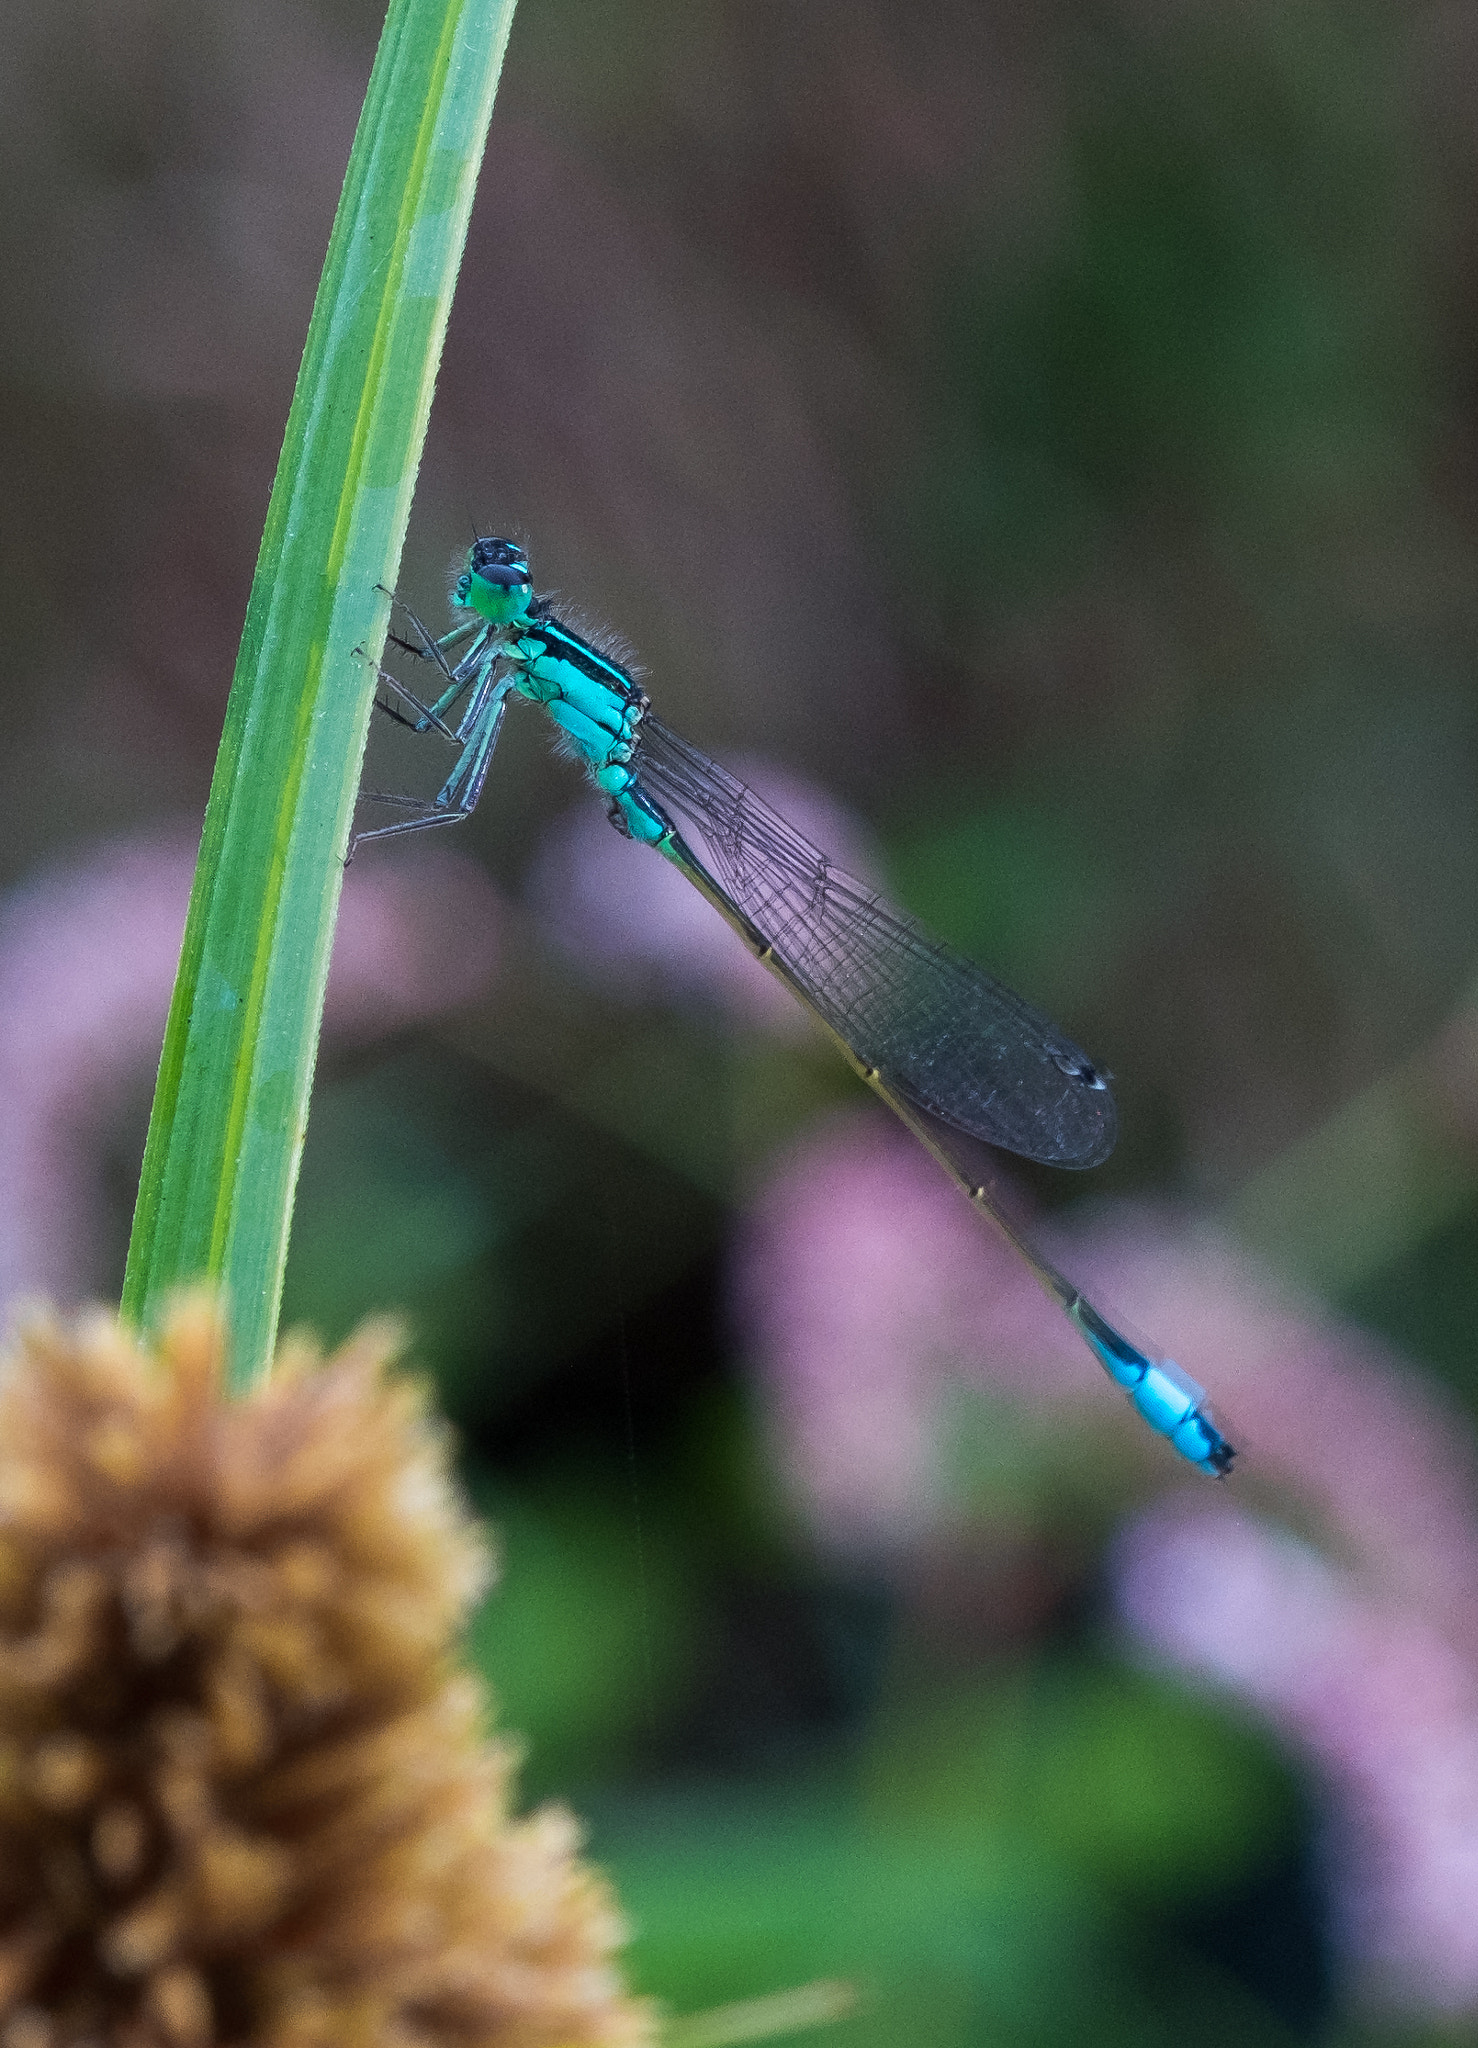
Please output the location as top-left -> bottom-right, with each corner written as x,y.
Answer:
4,0 -> 1478,2039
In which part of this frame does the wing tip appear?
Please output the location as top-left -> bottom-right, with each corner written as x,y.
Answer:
1061,1090 -> 1118,1170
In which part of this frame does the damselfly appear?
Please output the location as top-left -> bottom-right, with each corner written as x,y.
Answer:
354,537 -> 1234,1475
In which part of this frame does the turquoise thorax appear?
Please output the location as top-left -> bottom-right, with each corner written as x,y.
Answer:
503,624 -> 669,847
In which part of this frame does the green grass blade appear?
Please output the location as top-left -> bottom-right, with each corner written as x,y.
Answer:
122,0 -> 517,1389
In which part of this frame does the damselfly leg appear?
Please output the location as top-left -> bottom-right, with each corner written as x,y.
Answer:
349,586 -> 511,858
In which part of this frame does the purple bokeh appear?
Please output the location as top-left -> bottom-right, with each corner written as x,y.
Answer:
522,755 -> 880,1029
0,827 -> 502,1320
1118,1503 -> 1478,2011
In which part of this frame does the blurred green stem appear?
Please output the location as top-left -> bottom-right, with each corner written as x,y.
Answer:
1223,980 -> 1478,1295
122,0 -> 516,1390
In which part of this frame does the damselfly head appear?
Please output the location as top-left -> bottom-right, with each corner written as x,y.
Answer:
457,534 -> 534,624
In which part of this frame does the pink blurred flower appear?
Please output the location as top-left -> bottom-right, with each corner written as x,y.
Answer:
522,757 -> 878,1029
1117,1504 -> 1478,2011
0,826 -> 502,1317
732,1110 -> 1088,1550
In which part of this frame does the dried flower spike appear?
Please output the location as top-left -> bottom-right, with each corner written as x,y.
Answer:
0,1296 -> 652,2048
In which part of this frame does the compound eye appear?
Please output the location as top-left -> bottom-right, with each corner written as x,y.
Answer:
477,565 -> 530,590
472,537 -> 527,572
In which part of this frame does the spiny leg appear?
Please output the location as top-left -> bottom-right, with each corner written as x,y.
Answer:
352,647 -> 460,739
425,632 -> 502,733
374,583 -> 467,682
381,599 -> 502,735
347,798 -> 474,862
365,586 -> 488,732
372,696 -> 425,733
349,688 -> 511,862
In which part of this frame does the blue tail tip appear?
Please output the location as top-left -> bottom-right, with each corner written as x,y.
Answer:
1176,1413 -> 1236,1478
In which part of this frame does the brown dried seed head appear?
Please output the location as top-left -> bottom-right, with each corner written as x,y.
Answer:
0,1297 -> 653,2047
